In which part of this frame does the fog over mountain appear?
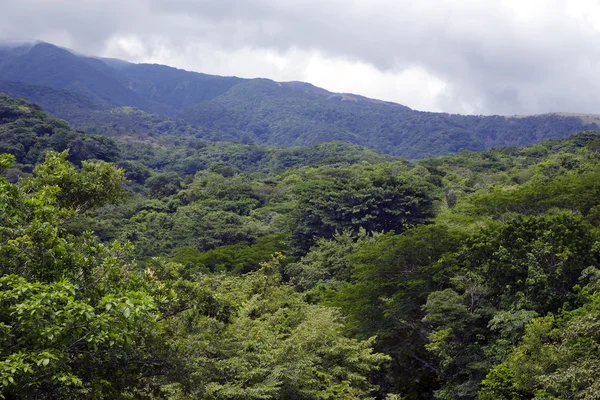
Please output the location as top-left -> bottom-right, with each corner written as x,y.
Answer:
1,0 -> 599,115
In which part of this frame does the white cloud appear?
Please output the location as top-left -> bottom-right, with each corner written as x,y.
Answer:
103,37 -> 448,111
301,55 -> 448,112
3,0 -> 600,114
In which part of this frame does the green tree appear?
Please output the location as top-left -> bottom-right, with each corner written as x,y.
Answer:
159,257 -> 390,400
480,264 -> 600,399
291,164 -> 437,252
321,225 -> 464,399
285,229 -> 381,292
0,152 -> 164,398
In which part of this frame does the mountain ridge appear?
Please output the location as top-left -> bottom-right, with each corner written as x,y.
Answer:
0,41 -> 597,158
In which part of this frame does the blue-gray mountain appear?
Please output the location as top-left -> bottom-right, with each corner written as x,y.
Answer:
0,41 -> 597,158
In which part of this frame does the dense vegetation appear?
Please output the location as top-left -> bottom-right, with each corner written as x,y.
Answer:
1,41 -> 599,159
3,90 -> 600,399
0,94 -> 119,168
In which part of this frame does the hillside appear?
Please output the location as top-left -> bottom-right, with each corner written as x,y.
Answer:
178,79 -> 597,157
0,94 -> 393,179
113,62 -> 245,110
0,41 -> 598,159
0,94 -> 119,168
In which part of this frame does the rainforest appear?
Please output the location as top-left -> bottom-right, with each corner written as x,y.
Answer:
2,88 -> 600,400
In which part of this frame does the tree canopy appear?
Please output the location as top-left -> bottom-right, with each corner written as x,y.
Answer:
2,93 -> 600,399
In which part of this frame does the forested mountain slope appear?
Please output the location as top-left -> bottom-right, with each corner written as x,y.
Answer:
0,41 -> 598,158
0,94 -> 119,167
177,78 -> 597,156
0,94 -> 394,179
0,42 -> 168,113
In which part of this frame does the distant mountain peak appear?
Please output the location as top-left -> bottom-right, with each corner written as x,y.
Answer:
0,39 -> 44,49
281,81 -> 332,96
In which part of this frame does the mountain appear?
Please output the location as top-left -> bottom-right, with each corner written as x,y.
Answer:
0,41 -> 598,158
0,41 -> 244,115
112,62 -> 245,111
177,79 -> 597,157
0,42 -> 168,113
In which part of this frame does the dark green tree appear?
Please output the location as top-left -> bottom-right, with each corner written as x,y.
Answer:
291,164 -> 438,252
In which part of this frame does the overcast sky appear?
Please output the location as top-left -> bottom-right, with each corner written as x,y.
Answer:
1,0 -> 599,115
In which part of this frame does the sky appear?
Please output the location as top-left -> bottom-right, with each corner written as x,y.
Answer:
1,0 -> 600,115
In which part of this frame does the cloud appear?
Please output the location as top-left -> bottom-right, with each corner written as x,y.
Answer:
1,0 -> 600,115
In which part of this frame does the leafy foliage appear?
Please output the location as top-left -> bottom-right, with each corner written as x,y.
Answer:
3,90 -> 600,399
0,94 -> 119,168
290,163 -> 438,251
0,151 -> 163,398
159,258 -> 390,400
0,98 -> 392,399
